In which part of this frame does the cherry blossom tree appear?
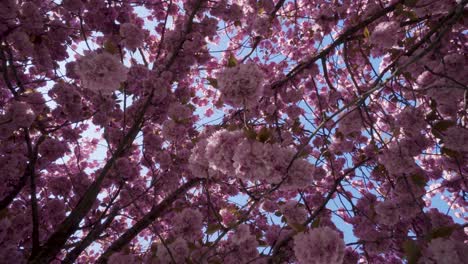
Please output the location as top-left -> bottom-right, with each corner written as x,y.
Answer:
0,0 -> 467,263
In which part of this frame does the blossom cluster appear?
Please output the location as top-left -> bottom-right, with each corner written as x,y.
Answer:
75,52 -> 128,94
0,100 -> 36,138
419,238 -> 468,264
370,21 -> 400,49
216,63 -> 265,108
189,129 -> 315,189
49,82 -> 87,122
218,224 -> 260,264
293,226 -> 345,264
119,23 -> 145,50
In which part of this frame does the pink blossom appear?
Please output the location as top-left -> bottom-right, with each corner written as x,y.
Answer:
161,119 -> 187,141
49,82 -> 87,122
280,200 -> 307,225
217,63 -> 264,108
167,102 -> 192,121
190,129 -> 315,187
419,238 -> 468,264
204,129 -> 244,175
108,252 -> 136,264
8,31 -> 34,57
375,200 -> 399,226
371,21 -> 400,49
172,208 -> 203,242
232,139 -> 285,184
252,14 -> 270,36
114,158 -> 139,181
156,237 -> 189,263
337,110 -> 362,136
293,226 -> 345,264
442,126 -> 468,153
0,0 -> 17,22
222,224 -> 260,263
75,52 -> 128,94
120,23 -> 145,50
7,100 -> 36,128
220,208 -> 236,226
62,0 -> 83,11
39,138 -> 68,162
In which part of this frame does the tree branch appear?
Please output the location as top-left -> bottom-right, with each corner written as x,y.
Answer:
270,0 -> 403,89
95,178 -> 202,263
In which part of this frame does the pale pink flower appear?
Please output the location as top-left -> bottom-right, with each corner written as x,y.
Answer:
293,226 -> 345,264
120,23 -> 145,50
75,52 -> 128,94
371,21 -> 400,49
217,63 -> 264,108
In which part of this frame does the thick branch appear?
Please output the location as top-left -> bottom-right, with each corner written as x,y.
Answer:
95,178 -> 202,263
26,130 -> 40,257
0,134 -> 45,211
61,208 -> 119,264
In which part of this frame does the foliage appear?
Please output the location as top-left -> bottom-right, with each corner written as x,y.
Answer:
0,0 -> 467,263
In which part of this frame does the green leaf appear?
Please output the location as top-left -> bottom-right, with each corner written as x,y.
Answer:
292,119 -> 303,134
206,224 -> 222,235
431,119 -> 455,139
256,127 -> 271,143
150,243 -> 158,253
311,217 -> 320,228
205,241 -> 213,247
187,241 -> 197,250
335,131 -> 344,140
227,54 -> 238,67
207,77 -> 218,88
425,111 -> 438,122
290,223 -> 306,232
428,226 -> 455,240
363,27 -> 370,38
244,128 -> 257,140
0,208 -> 8,220
403,240 -> 421,264
395,3 -> 405,14
405,11 -> 418,21
297,149 -> 309,159
173,207 -> 184,212
227,206 -> 241,217
214,99 -> 224,108
441,147 -> 461,159
433,120 -> 456,132
104,40 -> 119,54
411,174 -> 427,187
403,0 -> 419,7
